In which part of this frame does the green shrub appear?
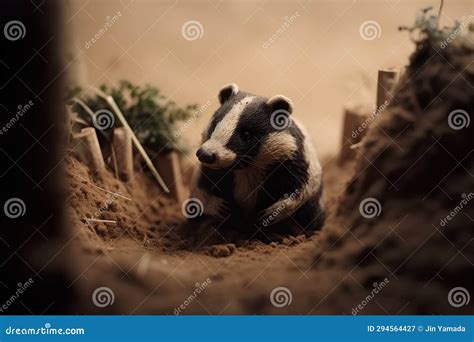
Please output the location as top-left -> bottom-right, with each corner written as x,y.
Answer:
67,80 -> 197,154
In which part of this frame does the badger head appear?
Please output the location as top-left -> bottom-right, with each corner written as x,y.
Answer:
196,83 -> 297,170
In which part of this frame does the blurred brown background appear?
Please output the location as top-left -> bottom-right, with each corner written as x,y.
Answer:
65,0 -> 473,157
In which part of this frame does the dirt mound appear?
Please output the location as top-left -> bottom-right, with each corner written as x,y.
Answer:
317,38 -> 474,314
65,156 -> 184,249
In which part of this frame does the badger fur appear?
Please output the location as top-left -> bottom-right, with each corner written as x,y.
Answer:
190,83 -> 325,234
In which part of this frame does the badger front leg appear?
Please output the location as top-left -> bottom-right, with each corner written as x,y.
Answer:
187,185 -> 230,227
257,194 -> 301,227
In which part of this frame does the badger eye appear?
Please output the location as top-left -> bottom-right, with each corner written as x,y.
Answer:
241,130 -> 252,141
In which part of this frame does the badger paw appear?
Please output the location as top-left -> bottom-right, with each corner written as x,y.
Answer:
258,204 -> 283,225
257,197 -> 297,226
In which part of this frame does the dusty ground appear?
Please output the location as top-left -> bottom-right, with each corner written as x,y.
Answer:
66,154 -> 355,314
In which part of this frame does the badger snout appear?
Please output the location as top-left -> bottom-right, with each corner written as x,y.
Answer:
196,140 -> 237,168
196,148 -> 216,164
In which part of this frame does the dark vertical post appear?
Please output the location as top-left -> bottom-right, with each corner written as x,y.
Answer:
0,0 -> 75,314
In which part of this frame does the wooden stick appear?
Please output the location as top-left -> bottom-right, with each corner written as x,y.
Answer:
350,141 -> 364,150
85,218 -> 117,224
110,144 -> 120,179
89,87 -> 170,193
71,97 -> 95,119
376,68 -> 399,112
68,170 -> 133,201
155,151 -> 186,202
76,127 -> 106,173
437,0 -> 444,28
112,127 -> 134,181
338,105 -> 371,165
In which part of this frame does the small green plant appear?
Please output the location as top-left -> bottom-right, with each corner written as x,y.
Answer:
67,80 -> 197,154
398,6 -> 473,69
399,6 -> 473,44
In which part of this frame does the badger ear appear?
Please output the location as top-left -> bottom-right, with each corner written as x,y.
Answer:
218,83 -> 239,104
267,95 -> 293,115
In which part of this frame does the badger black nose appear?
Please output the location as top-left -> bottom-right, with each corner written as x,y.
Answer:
196,148 -> 216,164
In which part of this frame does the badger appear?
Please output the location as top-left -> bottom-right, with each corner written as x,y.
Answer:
189,83 -> 324,235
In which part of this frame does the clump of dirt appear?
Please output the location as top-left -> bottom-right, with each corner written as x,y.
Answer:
207,244 -> 236,258
317,38 -> 474,314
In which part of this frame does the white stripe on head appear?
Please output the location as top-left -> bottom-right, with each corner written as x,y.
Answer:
210,95 -> 256,145
201,96 -> 256,168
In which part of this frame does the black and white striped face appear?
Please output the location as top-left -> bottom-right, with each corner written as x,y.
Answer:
196,84 -> 297,170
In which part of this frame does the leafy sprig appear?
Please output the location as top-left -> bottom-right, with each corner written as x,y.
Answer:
67,81 -> 197,154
